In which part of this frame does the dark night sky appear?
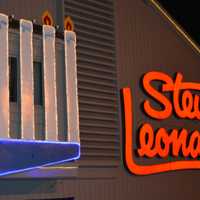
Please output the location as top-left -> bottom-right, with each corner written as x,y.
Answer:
158,0 -> 200,46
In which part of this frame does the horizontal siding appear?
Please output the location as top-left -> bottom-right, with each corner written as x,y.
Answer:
64,0 -> 119,166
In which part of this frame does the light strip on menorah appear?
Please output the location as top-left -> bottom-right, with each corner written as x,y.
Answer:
0,14 -> 9,138
43,25 -> 58,141
0,13 -> 80,177
64,31 -> 80,142
20,19 -> 35,139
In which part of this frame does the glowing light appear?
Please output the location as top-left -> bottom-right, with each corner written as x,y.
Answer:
0,138 -> 80,177
42,10 -> 54,26
20,19 -> 35,139
0,14 -> 9,138
64,17 -> 74,31
64,31 -> 80,142
122,83 -> 200,175
0,13 -> 9,138
0,14 -> 81,177
43,25 -> 58,140
0,155 -> 80,177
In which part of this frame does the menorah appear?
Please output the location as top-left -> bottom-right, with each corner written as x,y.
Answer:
0,13 -> 80,176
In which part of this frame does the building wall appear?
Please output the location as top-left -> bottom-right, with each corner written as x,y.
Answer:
0,0 -> 200,200
116,0 -> 200,200
0,0 -> 64,28
64,0 -> 120,171
0,1 -> 120,200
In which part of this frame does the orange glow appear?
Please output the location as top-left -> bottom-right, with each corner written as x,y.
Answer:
122,87 -> 200,175
143,71 -> 200,120
64,17 -> 74,31
138,124 -> 200,159
42,11 -> 54,26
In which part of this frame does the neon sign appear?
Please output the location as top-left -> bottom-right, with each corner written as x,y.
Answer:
122,71 -> 200,175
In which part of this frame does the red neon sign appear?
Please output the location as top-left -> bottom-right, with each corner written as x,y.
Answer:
122,71 -> 200,175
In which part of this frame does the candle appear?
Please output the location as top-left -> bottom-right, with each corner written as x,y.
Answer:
43,25 -> 58,141
64,30 -> 80,142
0,13 -> 9,138
20,19 -> 35,139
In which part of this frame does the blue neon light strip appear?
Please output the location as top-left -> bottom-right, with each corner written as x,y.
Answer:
0,139 -> 80,177
0,138 -> 80,145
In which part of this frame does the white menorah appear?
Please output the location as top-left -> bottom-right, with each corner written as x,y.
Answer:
0,13 -> 80,143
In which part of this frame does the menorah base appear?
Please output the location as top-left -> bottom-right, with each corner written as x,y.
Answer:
0,139 -> 80,176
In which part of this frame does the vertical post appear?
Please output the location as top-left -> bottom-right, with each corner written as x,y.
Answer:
0,14 -> 9,138
20,19 -> 35,139
43,25 -> 58,141
64,31 -> 80,142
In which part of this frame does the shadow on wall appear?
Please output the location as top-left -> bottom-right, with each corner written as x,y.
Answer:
0,180 -> 56,196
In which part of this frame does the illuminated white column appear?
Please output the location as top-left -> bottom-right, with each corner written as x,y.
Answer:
64,31 -> 80,142
20,19 -> 35,139
0,14 -> 9,138
43,25 -> 58,141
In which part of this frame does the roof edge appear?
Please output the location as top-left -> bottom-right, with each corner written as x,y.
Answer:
145,0 -> 200,56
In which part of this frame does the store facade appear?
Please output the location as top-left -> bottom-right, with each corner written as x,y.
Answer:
0,0 -> 199,199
